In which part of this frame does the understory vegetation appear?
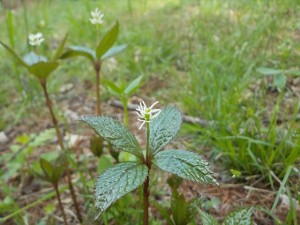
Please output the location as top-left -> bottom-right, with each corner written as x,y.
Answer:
0,0 -> 299,224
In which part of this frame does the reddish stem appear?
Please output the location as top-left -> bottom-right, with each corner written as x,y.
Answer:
95,61 -> 102,115
54,183 -> 69,225
41,81 -> 64,150
40,81 -> 82,223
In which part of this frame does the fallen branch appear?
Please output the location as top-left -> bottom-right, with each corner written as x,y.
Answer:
109,99 -> 213,127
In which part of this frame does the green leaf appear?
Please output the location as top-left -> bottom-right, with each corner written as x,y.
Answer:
60,45 -> 96,61
286,69 -> 300,76
256,67 -> 282,75
94,162 -> 148,216
97,156 -> 113,174
151,201 -> 175,225
0,41 -> 28,68
102,79 -> 123,96
53,33 -> 68,60
28,61 -> 59,81
171,192 -> 187,225
101,44 -> 127,61
150,106 -> 182,155
273,73 -> 286,91
222,208 -> 253,225
96,21 -> 119,59
153,150 -> 219,185
23,51 -> 47,65
167,175 -> 183,190
52,165 -> 64,183
199,210 -> 219,225
40,158 -> 53,180
81,116 -> 143,158
186,198 -> 202,223
124,75 -> 143,95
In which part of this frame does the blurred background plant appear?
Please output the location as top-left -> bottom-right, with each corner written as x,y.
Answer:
0,0 -> 300,224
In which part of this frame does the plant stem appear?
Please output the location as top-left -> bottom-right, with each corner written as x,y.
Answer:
41,81 -> 64,150
65,157 -> 83,223
40,81 -> 82,223
0,184 -> 69,223
143,122 -> 151,225
54,183 -> 69,225
95,61 -> 102,115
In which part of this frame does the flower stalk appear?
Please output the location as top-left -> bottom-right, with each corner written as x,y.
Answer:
143,122 -> 151,225
136,101 -> 160,225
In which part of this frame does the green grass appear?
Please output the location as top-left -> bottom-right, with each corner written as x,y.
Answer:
0,0 -> 300,224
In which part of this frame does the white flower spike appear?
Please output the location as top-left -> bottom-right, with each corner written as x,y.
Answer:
89,8 -> 104,25
136,101 -> 161,129
28,32 -> 44,46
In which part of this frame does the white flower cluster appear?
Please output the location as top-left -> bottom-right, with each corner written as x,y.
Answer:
28,32 -> 44,46
89,8 -> 104,25
136,101 -> 161,129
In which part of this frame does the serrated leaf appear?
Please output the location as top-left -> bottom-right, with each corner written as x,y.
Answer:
23,51 -> 47,65
94,162 -> 148,216
124,75 -> 143,95
81,116 -> 143,158
186,198 -> 202,223
153,150 -> 219,185
60,45 -> 96,61
96,21 -> 119,59
150,106 -> 182,155
0,41 -> 28,67
101,44 -> 127,61
256,67 -> 282,75
53,33 -> 68,60
200,210 -> 219,225
222,208 -> 253,225
102,79 -> 123,95
273,73 -> 286,91
28,61 -> 59,81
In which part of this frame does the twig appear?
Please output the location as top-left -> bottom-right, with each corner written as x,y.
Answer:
244,185 -> 276,194
109,99 -> 213,127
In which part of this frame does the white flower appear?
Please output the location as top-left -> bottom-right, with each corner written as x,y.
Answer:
89,8 -> 104,25
28,32 -> 44,46
136,101 -> 161,129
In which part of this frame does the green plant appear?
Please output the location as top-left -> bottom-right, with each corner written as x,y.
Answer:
82,101 -> 218,225
61,9 -> 127,161
257,67 -> 300,91
103,74 -> 143,127
37,158 -> 68,225
153,175 -> 200,225
103,74 -> 144,162
0,33 -> 82,222
61,9 -> 127,115
199,207 -> 253,225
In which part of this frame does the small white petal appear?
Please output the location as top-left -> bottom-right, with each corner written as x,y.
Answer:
150,109 -> 160,113
89,8 -> 104,25
151,112 -> 161,119
149,101 -> 159,109
139,121 -> 146,130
